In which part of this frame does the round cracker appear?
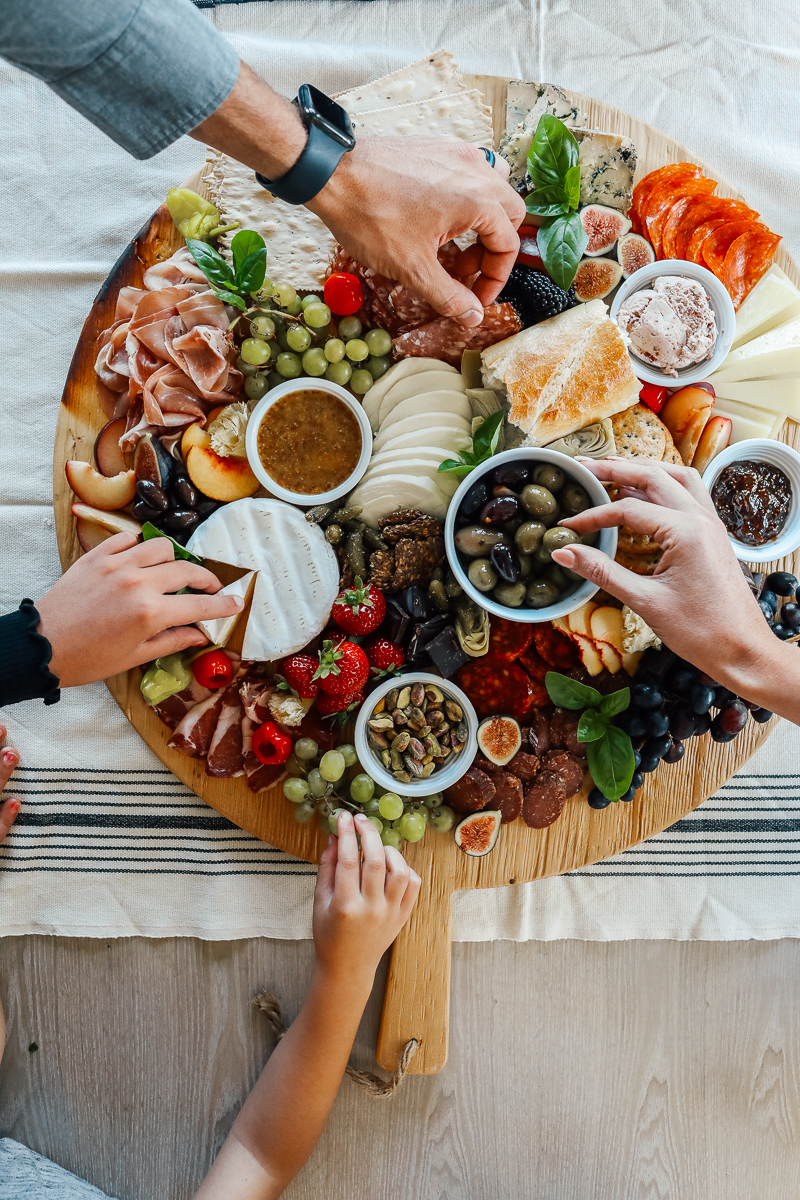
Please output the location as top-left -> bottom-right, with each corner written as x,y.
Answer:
611,404 -> 668,459
615,546 -> 662,575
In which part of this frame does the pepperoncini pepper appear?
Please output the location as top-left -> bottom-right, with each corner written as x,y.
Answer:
166,187 -> 238,242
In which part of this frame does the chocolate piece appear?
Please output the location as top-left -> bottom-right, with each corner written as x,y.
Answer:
522,771 -> 567,828
418,613 -> 452,645
491,772 -> 523,823
444,766 -> 496,815
380,597 -> 411,647
425,625 -> 470,678
541,750 -> 584,797
506,750 -> 540,781
402,586 -> 428,621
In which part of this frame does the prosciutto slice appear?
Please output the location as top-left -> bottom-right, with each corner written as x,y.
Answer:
168,690 -> 226,757
143,247 -> 210,293
176,290 -> 229,331
206,684 -> 247,777
128,287 -> 194,360
166,324 -> 236,395
152,677 -> 213,730
244,753 -> 287,793
115,286 -> 148,322
95,320 -> 130,392
239,679 -> 274,727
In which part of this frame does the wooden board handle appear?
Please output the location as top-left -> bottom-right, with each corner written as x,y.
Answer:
376,864 -> 452,1076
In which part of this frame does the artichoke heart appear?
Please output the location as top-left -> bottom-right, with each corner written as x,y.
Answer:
455,604 -> 490,657
543,418 -> 616,459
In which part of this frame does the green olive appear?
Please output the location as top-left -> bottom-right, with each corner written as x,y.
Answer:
544,563 -> 568,588
514,520 -> 546,554
526,579 -> 560,609
543,526 -> 581,554
533,543 -> 553,565
579,529 -> 598,546
518,551 -> 533,579
562,566 -> 584,582
521,483 -> 558,519
562,483 -> 591,515
468,557 -> 497,593
493,580 -> 526,607
541,502 -> 562,528
533,464 -> 565,492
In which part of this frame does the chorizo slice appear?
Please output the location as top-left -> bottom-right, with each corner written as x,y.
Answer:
723,228 -> 782,309
522,771 -> 567,828
444,766 -> 496,815
541,750 -> 585,797
491,773 -> 524,824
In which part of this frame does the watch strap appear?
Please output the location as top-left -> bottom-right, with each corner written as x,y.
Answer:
255,121 -> 350,206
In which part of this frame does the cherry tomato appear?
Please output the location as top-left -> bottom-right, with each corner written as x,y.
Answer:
324,272 -> 363,316
638,381 -> 668,413
516,232 -> 543,270
251,721 -> 293,766
192,648 -> 233,689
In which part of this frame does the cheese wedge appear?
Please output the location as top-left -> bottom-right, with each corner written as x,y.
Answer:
711,400 -> 777,444
731,265 -> 800,350
380,390 -> 472,430
710,314 -> 800,382
709,379 -> 800,421
362,358 -> 458,429
195,571 -> 256,647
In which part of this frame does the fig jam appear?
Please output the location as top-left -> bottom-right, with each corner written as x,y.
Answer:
711,460 -> 792,546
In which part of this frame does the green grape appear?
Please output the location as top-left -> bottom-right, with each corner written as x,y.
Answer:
315,797 -> 335,817
244,373 -> 269,401
283,777 -> 311,804
423,792 -> 444,810
330,808 -> 350,833
277,329 -> 292,352
236,355 -> 258,377
319,750 -> 346,783
250,278 -> 273,304
431,805 -> 456,833
338,743 -> 358,768
325,360 -> 352,386
271,313 -> 286,335
240,337 -> 271,366
304,302 -> 332,329
396,811 -> 426,843
350,369 -> 373,395
272,281 -> 297,307
294,738 -> 318,761
366,815 -> 383,833
338,315 -> 362,340
276,352 -> 302,379
301,294 -> 322,310
266,341 -> 280,361
324,338 -> 346,363
286,325 -> 312,353
284,297 -> 303,316
367,354 -> 391,380
408,800 -> 429,825
378,792 -> 404,821
302,348 -> 327,377
267,370 -> 283,390
250,315 -> 276,339
294,800 -> 316,824
364,328 -> 392,357
381,827 -> 403,849
345,338 -> 369,363
308,768 -> 328,798
319,815 -> 337,836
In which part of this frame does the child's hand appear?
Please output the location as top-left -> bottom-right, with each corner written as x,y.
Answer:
0,724 -> 21,844
312,812 -> 420,990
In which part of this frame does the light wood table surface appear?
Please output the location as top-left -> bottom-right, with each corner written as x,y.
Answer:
2,936 -> 800,1199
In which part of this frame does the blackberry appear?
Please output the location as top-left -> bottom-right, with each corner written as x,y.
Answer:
499,264 -> 578,326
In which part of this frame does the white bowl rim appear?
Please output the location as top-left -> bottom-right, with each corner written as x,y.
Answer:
701,437 -> 800,563
609,259 -> 736,388
444,447 -> 618,623
354,671 -> 478,798
244,377 -> 372,506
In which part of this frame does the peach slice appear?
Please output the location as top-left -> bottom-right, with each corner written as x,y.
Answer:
75,517 -> 114,553
567,601 -> 598,640
691,414 -> 732,476
589,606 -> 625,655
660,386 -> 715,464
71,503 -> 142,539
66,460 -> 136,510
180,405 -> 227,458
571,632 -> 604,676
94,417 -> 132,477
185,444 -> 259,502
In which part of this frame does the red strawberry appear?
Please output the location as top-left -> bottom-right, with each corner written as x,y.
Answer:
276,654 -> 319,699
316,690 -> 365,721
314,639 -> 370,697
363,637 -> 405,677
331,577 -> 386,636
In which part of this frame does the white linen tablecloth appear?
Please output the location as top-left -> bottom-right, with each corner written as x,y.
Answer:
2,0 -> 799,941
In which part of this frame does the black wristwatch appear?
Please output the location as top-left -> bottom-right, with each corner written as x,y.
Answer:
255,84 -> 355,206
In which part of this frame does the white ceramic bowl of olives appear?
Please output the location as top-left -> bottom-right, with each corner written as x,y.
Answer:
443,448 -> 618,623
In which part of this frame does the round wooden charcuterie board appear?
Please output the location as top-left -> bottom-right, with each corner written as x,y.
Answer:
54,76 -> 800,1075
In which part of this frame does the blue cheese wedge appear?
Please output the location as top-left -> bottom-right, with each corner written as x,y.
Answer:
574,129 -> 638,213
505,81 -> 587,134
499,84 -> 588,192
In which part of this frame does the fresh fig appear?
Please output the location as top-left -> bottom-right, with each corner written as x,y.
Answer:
579,204 -> 631,256
133,433 -> 174,490
477,717 -> 522,766
617,232 -> 656,278
454,810 -> 502,856
573,257 -> 623,302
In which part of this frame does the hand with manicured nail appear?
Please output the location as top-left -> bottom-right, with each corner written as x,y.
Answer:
0,724 -> 21,845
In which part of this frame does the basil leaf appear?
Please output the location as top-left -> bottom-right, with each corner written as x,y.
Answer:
564,163 -> 581,211
142,522 -> 203,565
578,708 -> 608,743
528,114 -> 579,191
587,726 -> 635,801
536,212 -> 589,291
231,229 -> 264,274
472,411 -> 504,460
212,288 -> 248,311
600,688 -> 631,718
525,196 -> 571,218
186,237 -> 236,290
438,458 -> 473,476
544,671 -> 602,710
237,247 -> 267,294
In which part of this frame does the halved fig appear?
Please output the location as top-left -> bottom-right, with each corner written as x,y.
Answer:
134,433 -> 174,490
66,459 -> 136,510
617,232 -> 656,278
94,417 -> 132,477
691,414 -> 732,476
573,257 -> 623,302
71,502 -> 142,539
454,810 -> 502,856
580,204 -> 631,256
476,716 -> 522,766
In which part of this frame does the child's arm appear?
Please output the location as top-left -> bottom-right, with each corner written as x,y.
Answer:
194,811 -> 420,1200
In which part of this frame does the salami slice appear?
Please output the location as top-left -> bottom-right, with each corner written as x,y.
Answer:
444,766 -> 496,815
526,707 -> 554,756
522,771 -> 567,828
549,708 -> 587,759
531,624 -> 577,669
491,772 -> 524,823
392,303 -> 523,369
506,750 -> 541,781
455,655 -> 538,719
644,178 -> 717,259
630,163 -> 702,235
701,220 -> 767,279
685,218 -> 728,265
519,645 -> 550,681
672,196 -> 759,259
723,228 -> 782,310
541,749 -> 585,797
489,614 -> 534,661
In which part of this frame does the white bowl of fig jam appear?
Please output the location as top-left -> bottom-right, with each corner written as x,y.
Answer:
702,438 -> 800,563
245,378 -> 372,506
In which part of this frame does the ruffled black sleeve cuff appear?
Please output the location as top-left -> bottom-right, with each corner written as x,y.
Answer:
0,600 -> 61,707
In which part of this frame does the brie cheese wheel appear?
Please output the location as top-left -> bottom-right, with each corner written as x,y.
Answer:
187,499 -> 339,661
195,571 -> 256,647
731,265 -> 800,350
362,358 -> 458,429
710,314 -> 800,382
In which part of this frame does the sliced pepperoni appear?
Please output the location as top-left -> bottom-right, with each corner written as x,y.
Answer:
630,163 -> 702,235
644,178 -> 717,259
660,196 -> 698,261
541,750 -> 585,797
673,196 -> 759,259
701,220 -> 767,279
519,645 -> 550,681
444,766 -> 496,815
531,624 -> 577,669
392,303 -> 523,369
685,218 -> 728,265
491,773 -> 524,823
522,771 -> 567,828
489,614 -> 534,661
455,655 -> 539,720
723,229 -> 782,309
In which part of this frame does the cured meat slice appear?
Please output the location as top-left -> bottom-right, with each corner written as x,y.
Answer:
526,707 -> 554,756
491,773 -> 523,823
168,690 -> 226,757
505,750 -> 540,781
644,177 -> 716,259
685,218 -> 728,265
522,771 -> 567,828
206,685 -> 247,777
142,246 -> 211,293
723,228 -> 782,310
671,196 -> 758,259
549,708 -> 587,758
168,324 -> 237,395
152,677 -> 213,730
701,220 -> 767,279
630,163 -> 702,235
531,624 -> 577,669
115,286 -> 148,322
128,287 -> 193,359
455,656 -> 538,719
473,752 -> 505,775
541,749 -> 585,797
244,754 -> 287,793
239,679 -> 274,726
392,303 -> 523,369
94,320 -> 130,392
444,766 -> 496,815
519,645 -> 550,681
176,290 -> 229,331
488,615 -> 534,661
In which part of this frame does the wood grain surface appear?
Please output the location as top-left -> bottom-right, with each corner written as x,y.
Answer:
53,78 -> 800,1074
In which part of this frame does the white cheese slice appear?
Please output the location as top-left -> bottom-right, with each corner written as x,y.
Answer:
710,314 -> 800,383
373,425 -> 473,456
377,370 -> 466,416
711,400 -> 777,443
380,390 -> 473,431
350,474 -> 449,526
187,498 -> 339,662
195,571 -> 256,647
709,379 -> 800,421
373,413 -> 472,453
731,265 -> 800,349
358,450 -> 460,498
362,358 -> 457,430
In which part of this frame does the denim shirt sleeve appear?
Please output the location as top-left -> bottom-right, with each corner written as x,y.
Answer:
0,0 -> 240,158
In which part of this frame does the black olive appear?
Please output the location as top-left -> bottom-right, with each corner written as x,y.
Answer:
132,499 -> 162,523
765,571 -> 798,597
459,479 -> 489,519
479,496 -> 520,526
490,542 -> 521,583
135,479 -> 169,511
173,478 -> 200,509
162,509 -> 200,534
492,485 -> 517,498
492,463 -> 530,490
194,500 -> 220,522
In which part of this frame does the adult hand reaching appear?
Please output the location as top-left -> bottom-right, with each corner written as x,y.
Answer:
36,534 -> 242,688
0,724 -> 20,845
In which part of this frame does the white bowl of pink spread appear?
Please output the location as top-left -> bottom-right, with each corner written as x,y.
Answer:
610,260 -> 736,387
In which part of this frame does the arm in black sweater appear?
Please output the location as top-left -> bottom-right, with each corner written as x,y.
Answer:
0,601 -> 60,708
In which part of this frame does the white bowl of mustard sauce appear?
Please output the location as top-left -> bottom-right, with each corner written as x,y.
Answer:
245,378 -> 372,506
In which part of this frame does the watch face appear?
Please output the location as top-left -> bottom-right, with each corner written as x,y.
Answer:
298,84 -> 355,149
